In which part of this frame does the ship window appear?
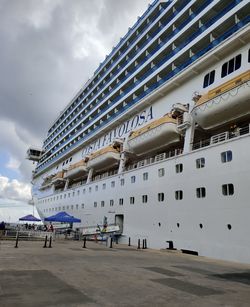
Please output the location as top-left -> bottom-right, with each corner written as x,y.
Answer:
95,185 -> 98,191
175,163 -> 183,173
203,70 -> 215,88
175,190 -> 183,200
76,204 -> 79,210
69,157 -> 72,162
158,168 -> 165,177
89,187 -> 92,193
120,179 -> 125,186
227,224 -> 232,230
102,183 -> 106,190
196,157 -> 205,168
60,195 -> 62,199
101,201 -> 105,207
142,195 -> 148,203
221,54 -> 241,78
131,176 -> 136,183
71,205 -> 74,210
72,191 -> 75,197
248,49 -> 250,62
68,193 -> 70,198
94,202 -> 97,208
196,187 -> 206,198
130,197 -> 135,204
110,199 -> 114,206
81,203 -> 84,209
62,206 -> 65,210
66,205 -> 69,210
158,193 -> 164,202
222,183 -> 234,196
221,150 -> 232,163
119,198 -> 124,205
111,181 -> 115,187
143,172 -> 148,181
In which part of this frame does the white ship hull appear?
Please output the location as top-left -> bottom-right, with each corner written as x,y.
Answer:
30,1 -> 250,264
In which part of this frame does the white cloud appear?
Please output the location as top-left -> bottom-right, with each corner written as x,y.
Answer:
0,175 -> 31,201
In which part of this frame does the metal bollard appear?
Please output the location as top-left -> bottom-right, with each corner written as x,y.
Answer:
14,232 -> 19,248
109,237 -> 113,248
144,239 -> 147,249
128,237 -> 131,246
49,236 -> 52,248
83,237 -> 87,248
142,239 -> 145,249
43,235 -> 48,248
137,239 -> 140,249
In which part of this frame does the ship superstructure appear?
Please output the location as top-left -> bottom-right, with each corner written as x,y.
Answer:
28,0 -> 250,263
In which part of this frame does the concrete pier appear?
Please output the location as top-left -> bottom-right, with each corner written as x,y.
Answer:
0,240 -> 250,306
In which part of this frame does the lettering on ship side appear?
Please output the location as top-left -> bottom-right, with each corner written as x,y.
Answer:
82,106 -> 153,156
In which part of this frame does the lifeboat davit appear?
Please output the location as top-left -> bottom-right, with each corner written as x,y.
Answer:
87,145 -> 120,171
126,114 -> 180,156
64,160 -> 88,179
51,171 -> 65,187
39,174 -> 54,190
191,70 -> 250,130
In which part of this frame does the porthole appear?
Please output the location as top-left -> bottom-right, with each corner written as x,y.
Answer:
227,224 -> 232,230
177,223 -> 180,228
199,223 -> 203,229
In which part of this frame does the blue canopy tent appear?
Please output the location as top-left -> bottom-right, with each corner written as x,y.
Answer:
19,214 -> 41,222
44,211 -> 81,223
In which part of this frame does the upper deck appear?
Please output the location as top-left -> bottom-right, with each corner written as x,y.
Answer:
34,0 -> 250,177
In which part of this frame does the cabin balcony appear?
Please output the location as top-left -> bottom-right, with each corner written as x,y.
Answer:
64,160 -> 88,179
126,114 -> 181,156
191,70 -> 250,130
87,146 -> 120,171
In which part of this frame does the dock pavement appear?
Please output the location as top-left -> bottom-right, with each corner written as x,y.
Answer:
0,239 -> 250,306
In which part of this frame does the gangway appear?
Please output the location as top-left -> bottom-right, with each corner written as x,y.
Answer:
82,224 -> 120,236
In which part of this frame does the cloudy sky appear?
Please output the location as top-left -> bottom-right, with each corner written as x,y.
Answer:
0,0 -> 150,211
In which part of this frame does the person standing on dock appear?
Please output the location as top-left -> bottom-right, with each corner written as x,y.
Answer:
0,221 -> 6,238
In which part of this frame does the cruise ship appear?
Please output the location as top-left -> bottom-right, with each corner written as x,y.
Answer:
27,0 -> 250,264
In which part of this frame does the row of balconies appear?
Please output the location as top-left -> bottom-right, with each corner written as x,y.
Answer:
41,0 -> 238,158
35,13 -> 249,174
44,0 -> 190,142
43,0 -> 214,151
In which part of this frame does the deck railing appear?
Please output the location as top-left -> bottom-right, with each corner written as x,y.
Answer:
192,125 -> 250,150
